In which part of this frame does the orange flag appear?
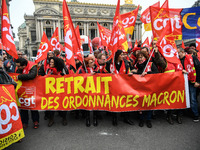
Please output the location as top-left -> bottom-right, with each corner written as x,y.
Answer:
120,5 -> 139,35
1,0 -> 18,59
134,39 -> 138,48
156,20 -> 181,64
63,0 -> 80,69
35,32 -> 51,63
97,22 -> 111,47
108,0 -> 128,56
181,40 -> 185,49
140,2 -> 160,31
75,25 -> 83,53
161,0 -> 169,8
141,37 -> 150,48
50,27 -> 60,51
88,36 -> 93,54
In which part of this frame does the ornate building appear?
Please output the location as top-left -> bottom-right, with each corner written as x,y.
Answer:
18,0 -> 142,57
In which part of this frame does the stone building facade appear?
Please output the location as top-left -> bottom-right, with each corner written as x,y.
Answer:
18,0 -> 142,57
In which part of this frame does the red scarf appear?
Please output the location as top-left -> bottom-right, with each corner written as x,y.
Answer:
47,67 -> 61,75
111,60 -> 126,74
44,59 -> 50,73
22,61 -> 36,74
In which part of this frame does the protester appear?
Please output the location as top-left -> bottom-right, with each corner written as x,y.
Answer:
178,48 -> 200,122
15,58 -> 40,129
104,50 -> 134,126
0,56 -> 17,87
78,56 -> 99,127
46,56 -> 68,127
96,53 -> 106,73
17,50 -> 23,59
132,51 -> 158,128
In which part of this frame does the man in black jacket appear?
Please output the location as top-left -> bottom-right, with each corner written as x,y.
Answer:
0,56 -> 17,87
178,48 -> 200,122
15,58 -> 40,129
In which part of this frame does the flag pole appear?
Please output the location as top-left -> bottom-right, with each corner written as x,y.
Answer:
1,45 -> 4,69
142,48 -> 155,74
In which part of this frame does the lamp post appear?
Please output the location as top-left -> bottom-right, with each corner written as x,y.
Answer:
25,37 -> 30,60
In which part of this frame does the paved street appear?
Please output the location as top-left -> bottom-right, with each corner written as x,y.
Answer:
5,110 -> 200,150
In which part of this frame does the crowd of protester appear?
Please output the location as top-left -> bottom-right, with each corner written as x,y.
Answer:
0,40 -> 200,131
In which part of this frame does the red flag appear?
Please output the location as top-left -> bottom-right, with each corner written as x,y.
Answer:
128,35 -> 132,49
63,0 -> 80,69
88,36 -> 93,54
150,6 -> 183,41
196,38 -> 200,51
35,32 -> 51,63
75,25 -> 83,53
134,39 -> 138,48
1,0 -> 18,59
120,5 -> 139,35
59,44 -> 65,52
108,0 -> 128,56
50,27 -> 60,51
156,21 -> 181,64
181,40 -> 185,49
141,37 -> 150,48
140,2 -> 160,31
161,0 -> 169,8
97,22 -> 111,47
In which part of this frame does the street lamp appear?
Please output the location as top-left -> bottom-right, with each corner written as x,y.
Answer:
25,37 -> 30,60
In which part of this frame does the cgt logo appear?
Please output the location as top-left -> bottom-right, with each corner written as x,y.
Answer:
18,86 -> 36,108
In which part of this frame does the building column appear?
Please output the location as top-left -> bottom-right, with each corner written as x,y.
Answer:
86,22 -> 89,36
41,20 -> 44,36
53,20 -> 56,31
58,19 -> 61,41
37,20 -> 40,41
84,22 -> 86,35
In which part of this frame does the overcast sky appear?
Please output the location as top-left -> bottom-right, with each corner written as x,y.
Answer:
9,0 -> 197,41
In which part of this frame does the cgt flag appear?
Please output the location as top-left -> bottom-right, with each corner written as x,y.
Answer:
63,0 -> 81,69
88,36 -> 93,54
156,19 -> 181,65
97,22 -> 111,47
0,85 -> 25,149
1,0 -> 18,59
108,0 -> 128,55
121,5 -> 139,35
140,1 -> 160,31
50,27 -> 61,51
181,7 -> 200,39
141,37 -> 150,48
35,32 -> 52,63
150,6 -> 183,40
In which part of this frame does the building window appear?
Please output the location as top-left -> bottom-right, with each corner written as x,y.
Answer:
46,28 -> 52,38
79,29 -> 84,35
61,29 -> 64,40
104,23 -> 107,27
33,50 -> 37,57
91,29 -> 95,39
31,31 -> 36,42
46,20 -> 50,25
77,22 -> 82,26
132,31 -> 135,40
91,22 -> 95,26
